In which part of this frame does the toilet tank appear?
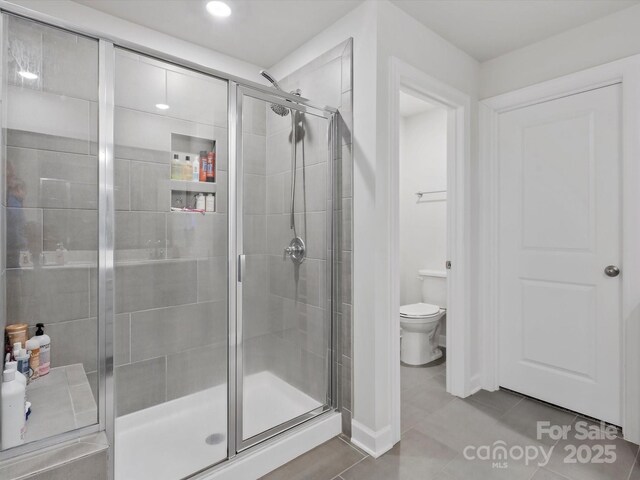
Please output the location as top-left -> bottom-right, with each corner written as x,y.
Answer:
418,270 -> 447,308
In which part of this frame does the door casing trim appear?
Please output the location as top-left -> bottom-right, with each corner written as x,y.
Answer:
387,57 -> 474,447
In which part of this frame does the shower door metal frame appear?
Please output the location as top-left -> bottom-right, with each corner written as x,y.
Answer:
233,85 -> 337,453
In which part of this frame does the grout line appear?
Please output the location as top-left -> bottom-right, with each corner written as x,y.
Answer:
526,468 -> 540,480
436,449 -> 459,477
164,355 -> 168,401
333,454 -> 367,479
337,435 -> 368,458
127,312 -> 132,365
87,266 -> 92,320
495,395 -> 525,420
625,447 -> 639,480
543,466 -> 573,480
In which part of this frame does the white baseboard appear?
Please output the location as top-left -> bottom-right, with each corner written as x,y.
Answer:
351,420 -> 394,458
469,373 -> 482,396
203,412 -> 341,480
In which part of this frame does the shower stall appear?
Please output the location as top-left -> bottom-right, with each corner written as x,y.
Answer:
0,12 -> 339,480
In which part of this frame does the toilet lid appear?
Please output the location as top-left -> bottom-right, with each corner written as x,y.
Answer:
400,302 -> 440,318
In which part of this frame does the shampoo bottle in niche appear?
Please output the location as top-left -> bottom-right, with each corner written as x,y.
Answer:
192,154 -> 200,182
183,155 -> 193,181
199,151 -> 207,182
171,153 -> 181,180
34,324 -> 50,376
206,151 -> 215,182
25,337 -> 39,380
205,194 -> 215,212
196,193 -> 206,211
1,369 -> 26,449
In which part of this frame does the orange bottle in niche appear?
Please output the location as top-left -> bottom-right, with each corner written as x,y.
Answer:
199,151 -> 207,182
206,151 -> 215,182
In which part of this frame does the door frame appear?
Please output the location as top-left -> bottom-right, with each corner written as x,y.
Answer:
479,55 -> 640,444
388,57 -> 474,444
232,84 -> 338,453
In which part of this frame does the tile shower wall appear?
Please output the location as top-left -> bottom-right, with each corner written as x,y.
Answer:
3,15 -> 100,401
263,40 -> 353,436
112,49 -> 229,416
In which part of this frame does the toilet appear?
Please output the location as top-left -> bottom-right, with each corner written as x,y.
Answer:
400,270 -> 446,366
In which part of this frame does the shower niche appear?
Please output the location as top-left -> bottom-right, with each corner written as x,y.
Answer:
169,133 -> 217,213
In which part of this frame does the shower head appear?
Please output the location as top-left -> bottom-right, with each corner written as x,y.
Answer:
270,103 -> 290,117
259,69 -> 291,117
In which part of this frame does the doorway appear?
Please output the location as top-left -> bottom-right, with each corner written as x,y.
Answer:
397,91 -> 450,429
388,58 -> 473,445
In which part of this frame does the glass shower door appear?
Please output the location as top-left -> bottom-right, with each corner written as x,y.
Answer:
236,87 -> 335,449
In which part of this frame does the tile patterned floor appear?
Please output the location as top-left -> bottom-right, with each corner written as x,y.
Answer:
262,357 -> 640,480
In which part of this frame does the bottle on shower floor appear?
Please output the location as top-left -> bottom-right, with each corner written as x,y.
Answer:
34,324 -> 50,376
1,369 -> 26,448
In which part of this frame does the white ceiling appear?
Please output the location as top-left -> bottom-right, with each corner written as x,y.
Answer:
390,0 -> 640,61
72,0 -> 362,67
73,0 -> 640,67
399,91 -> 439,117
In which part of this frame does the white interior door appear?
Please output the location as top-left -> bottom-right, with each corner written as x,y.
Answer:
498,84 -> 622,425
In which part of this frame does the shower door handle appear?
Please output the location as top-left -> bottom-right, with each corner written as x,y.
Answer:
238,254 -> 246,283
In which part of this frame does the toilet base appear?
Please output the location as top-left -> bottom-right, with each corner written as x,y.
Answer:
400,328 -> 443,366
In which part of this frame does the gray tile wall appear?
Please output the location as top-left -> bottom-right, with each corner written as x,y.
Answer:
112,49 -> 230,418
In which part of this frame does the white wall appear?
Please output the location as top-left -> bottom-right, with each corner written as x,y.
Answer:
479,3 -> 640,98
399,109 -> 447,306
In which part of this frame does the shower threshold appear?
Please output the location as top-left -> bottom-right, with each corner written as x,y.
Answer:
115,371 -> 322,480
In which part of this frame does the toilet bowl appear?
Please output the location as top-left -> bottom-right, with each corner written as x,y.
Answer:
400,302 -> 445,366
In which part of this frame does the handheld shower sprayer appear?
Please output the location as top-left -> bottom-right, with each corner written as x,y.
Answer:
260,70 -> 290,117
259,70 -> 306,264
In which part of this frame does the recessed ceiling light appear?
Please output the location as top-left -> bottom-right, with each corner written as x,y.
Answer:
155,103 -> 170,110
18,71 -> 38,80
206,1 -> 231,18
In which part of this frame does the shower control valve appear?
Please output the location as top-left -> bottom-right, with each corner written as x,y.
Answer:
284,237 -> 306,265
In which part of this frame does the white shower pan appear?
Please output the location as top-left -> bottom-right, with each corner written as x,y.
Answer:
115,371 -> 322,480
